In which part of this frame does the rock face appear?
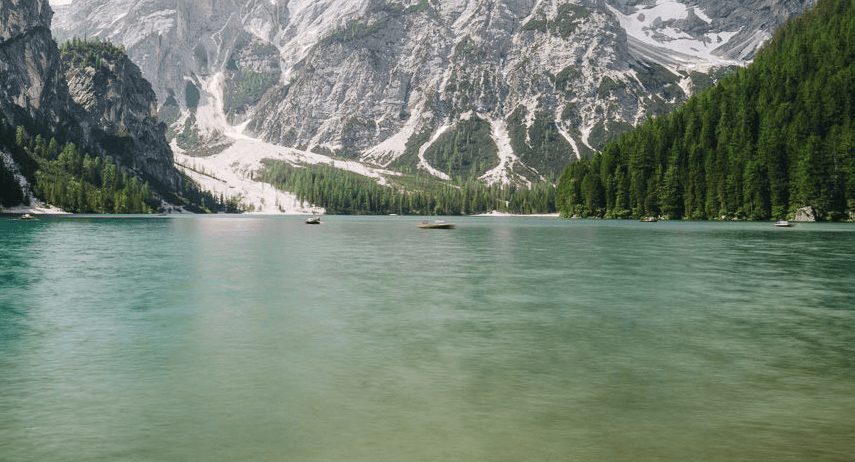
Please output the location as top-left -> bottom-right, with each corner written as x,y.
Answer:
0,0 -> 185,195
792,206 -> 816,222
0,0 -> 74,136
0,0 -> 52,42
61,42 -> 183,190
53,0 -> 815,184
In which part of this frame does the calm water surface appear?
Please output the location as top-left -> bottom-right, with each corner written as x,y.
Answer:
1,215 -> 853,461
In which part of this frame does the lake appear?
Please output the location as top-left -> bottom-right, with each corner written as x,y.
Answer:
1,215 -> 853,461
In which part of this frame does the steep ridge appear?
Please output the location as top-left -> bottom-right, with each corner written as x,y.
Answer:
61,40 -> 184,191
0,0 -> 215,212
0,0 -> 75,138
52,0 -> 814,194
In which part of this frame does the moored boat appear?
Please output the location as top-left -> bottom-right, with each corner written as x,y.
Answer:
774,220 -> 792,227
418,220 -> 454,229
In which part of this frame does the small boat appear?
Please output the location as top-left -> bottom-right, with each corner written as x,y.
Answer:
774,220 -> 792,227
19,213 -> 37,221
305,215 -> 321,224
418,220 -> 454,229
639,216 -> 658,222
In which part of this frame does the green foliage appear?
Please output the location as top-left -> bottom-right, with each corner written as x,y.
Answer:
422,116 -> 499,180
633,63 -> 681,91
322,1 -> 434,44
522,4 -> 590,38
0,110 -> 232,215
1,118 -> 237,214
175,114 -> 199,150
597,76 -> 624,98
159,90 -> 181,126
325,18 -> 390,44
408,0 -> 431,14
324,0 -> 432,43
223,70 -> 279,118
587,119 -> 633,151
688,66 -> 739,93
0,121 -> 154,213
258,161 -> 556,216
388,129 -> 432,172
1,124 -> 34,208
521,18 -> 548,33
555,66 -> 582,96
507,107 -> 576,178
341,117 -> 378,155
557,0 -> 854,221
59,37 -> 126,68
553,4 -> 591,38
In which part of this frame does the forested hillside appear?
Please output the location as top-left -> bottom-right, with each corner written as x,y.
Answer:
0,119 -> 234,213
1,38 -> 237,213
557,0 -> 853,221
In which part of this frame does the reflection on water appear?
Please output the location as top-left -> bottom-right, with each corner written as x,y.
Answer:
1,216 -> 853,461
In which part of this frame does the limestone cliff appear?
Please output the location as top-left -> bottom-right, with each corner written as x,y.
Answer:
0,0 -> 74,136
61,41 -> 182,190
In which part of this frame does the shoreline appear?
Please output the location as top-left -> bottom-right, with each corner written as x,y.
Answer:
472,211 -> 559,218
0,203 -> 68,215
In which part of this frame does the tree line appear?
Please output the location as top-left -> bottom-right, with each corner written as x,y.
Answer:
0,119 -> 240,214
1,123 -> 156,213
59,37 -> 127,71
258,161 -> 556,215
557,0 -> 853,221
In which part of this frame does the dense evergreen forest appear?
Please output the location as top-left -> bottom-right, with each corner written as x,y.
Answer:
258,161 -> 556,215
0,119 -> 241,213
557,0 -> 853,221
0,122 -> 154,212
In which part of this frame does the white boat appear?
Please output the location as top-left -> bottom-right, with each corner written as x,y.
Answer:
19,213 -> 37,221
305,215 -> 321,224
418,220 -> 454,229
774,220 -> 792,227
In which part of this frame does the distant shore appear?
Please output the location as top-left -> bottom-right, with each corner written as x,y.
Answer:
472,211 -> 559,218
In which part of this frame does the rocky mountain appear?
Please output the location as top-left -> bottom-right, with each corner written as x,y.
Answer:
0,0 -> 206,210
1,0 -> 75,137
52,0 -> 814,195
60,39 -> 184,191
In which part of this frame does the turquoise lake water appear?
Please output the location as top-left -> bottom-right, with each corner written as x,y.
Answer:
1,215 -> 853,461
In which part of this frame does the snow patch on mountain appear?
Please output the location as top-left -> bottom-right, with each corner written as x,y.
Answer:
606,1 -> 742,70
362,108 -> 426,167
480,119 -> 529,187
194,73 -> 231,139
175,135 -> 400,214
177,68 -> 400,214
